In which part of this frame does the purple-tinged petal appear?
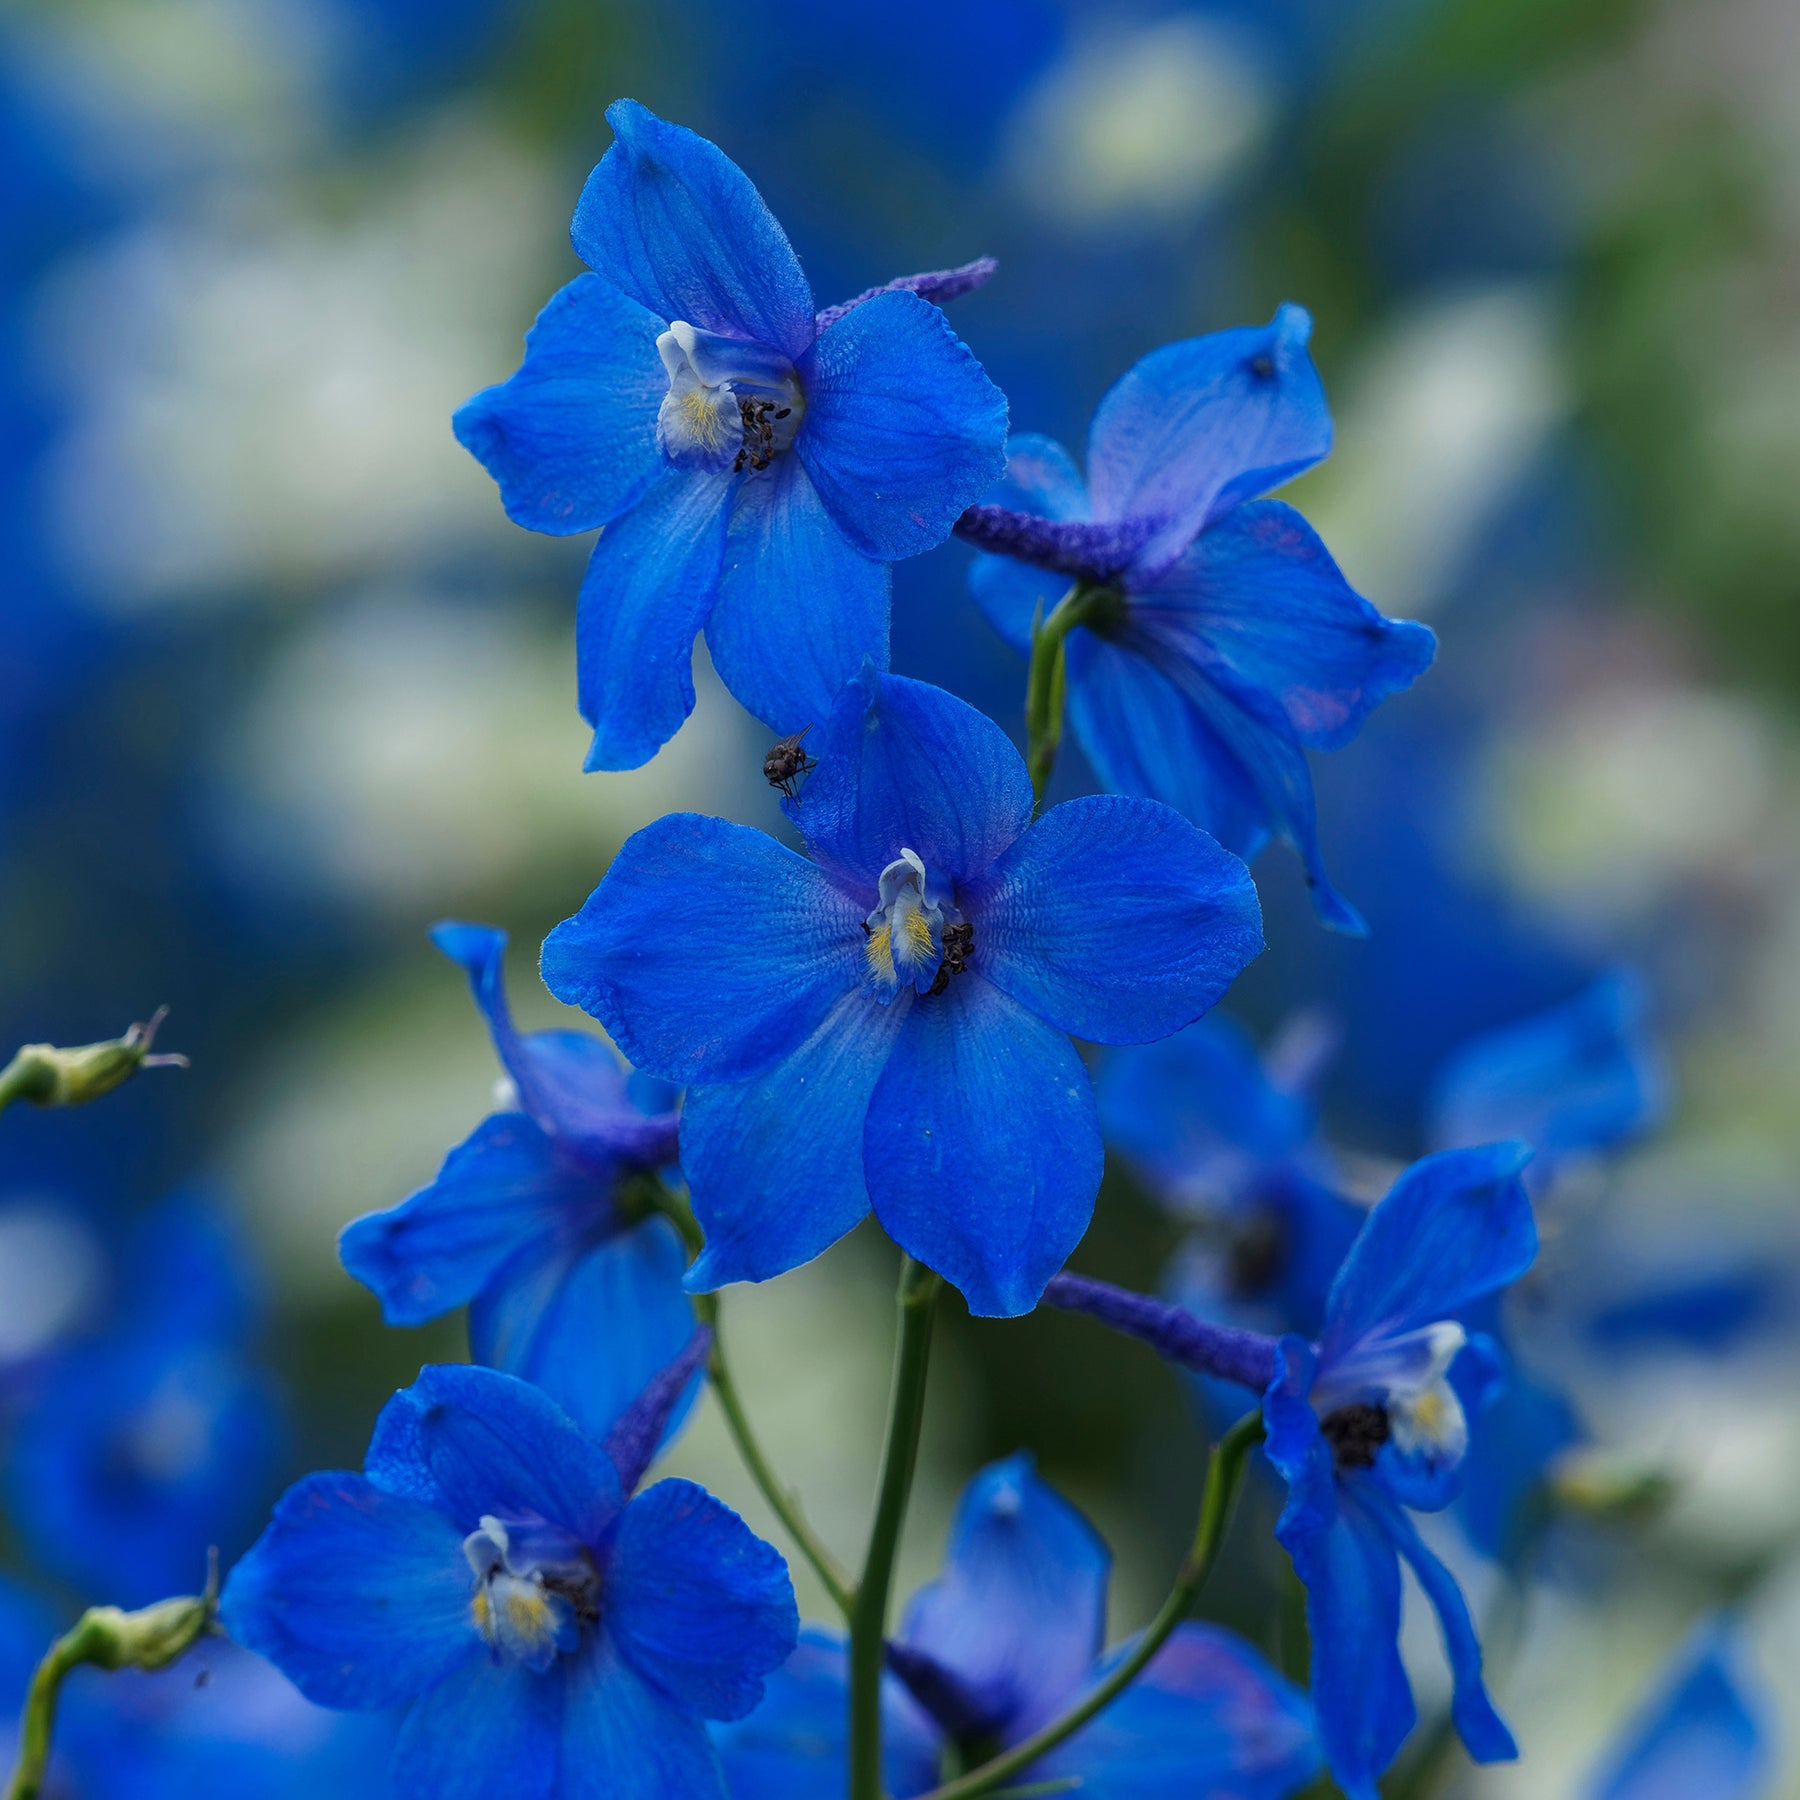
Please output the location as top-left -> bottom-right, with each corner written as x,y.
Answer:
787,666 -> 1033,893
577,468 -> 736,773
601,1325 -> 713,1497
865,974 -> 1101,1318
453,273 -> 666,536
814,256 -> 998,333
797,288 -> 1008,562
706,456 -> 890,735
542,813 -> 865,1088
962,793 -> 1262,1045
573,99 -> 815,360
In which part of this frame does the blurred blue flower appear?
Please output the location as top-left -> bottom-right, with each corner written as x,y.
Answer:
222,1359 -> 797,1800
6,1196 -> 288,1608
543,666 -> 1262,1317
716,1452 -> 1321,1800
1261,1143 -> 1536,1798
956,306 -> 1435,931
1584,1620 -> 1772,1800
339,921 -> 695,1444
456,99 -> 1007,768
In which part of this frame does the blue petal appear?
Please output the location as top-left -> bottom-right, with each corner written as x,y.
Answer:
1586,1623 -> 1771,1800
1361,1490 -> 1516,1765
389,1652 -> 561,1800
897,1451 -> 1107,1739
1321,1144 -> 1538,1368
1279,1484 -> 1412,1800
1429,970 -> 1667,1164
572,99 -> 815,361
577,469 -> 736,773
1032,1623 -> 1320,1800
604,1478 -> 797,1721
965,432 -> 1094,655
453,273 -> 666,536
541,813 -> 865,1086
1373,1333 -> 1505,1513
1138,502 -> 1437,752
470,1217 -> 696,1447
339,1113 -> 601,1329
712,1626 -> 942,1800
788,666 -> 1033,892
963,794 -> 1262,1045
1086,306 -> 1330,580
865,974 -> 1102,1317
219,1472 -> 475,1710
430,922 -> 679,1167
363,1365 -> 622,1544
797,289 -> 1008,561
562,1632 -> 730,1799
1455,1367 -> 1580,1561
705,456 -> 891,734
681,989 -> 904,1292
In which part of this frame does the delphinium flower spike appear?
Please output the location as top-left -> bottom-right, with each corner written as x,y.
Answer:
955,307 -> 1436,931
1048,1142 -> 1538,1800
541,664 -> 1263,1318
220,1352 -> 797,1800
339,923 -> 695,1444
457,100 -> 1008,769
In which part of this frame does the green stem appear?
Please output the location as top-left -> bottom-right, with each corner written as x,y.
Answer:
914,1409 -> 1265,1800
1024,583 -> 1116,811
6,1587 -> 215,1800
849,1257 -> 941,1800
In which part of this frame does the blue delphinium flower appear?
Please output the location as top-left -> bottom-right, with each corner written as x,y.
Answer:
6,1196 -> 288,1608
954,307 -> 1436,932
541,665 -> 1263,1317
715,1453 -> 1321,1800
1584,1620 -> 1772,1800
1047,1142 -> 1536,1800
221,1353 -> 797,1800
455,99 -> 1008,769
339,922 -> 694,1443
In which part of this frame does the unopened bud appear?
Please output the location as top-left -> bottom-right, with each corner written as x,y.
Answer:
0,1008 -> 187,1111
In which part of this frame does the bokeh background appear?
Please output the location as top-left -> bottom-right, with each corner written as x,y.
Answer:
1,0 -> 1797,1792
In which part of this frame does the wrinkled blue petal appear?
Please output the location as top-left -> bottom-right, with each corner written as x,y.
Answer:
604,1478 -> 797,1721
577,469 -> 735,772
453,273 -> 666,536
564,1632 -> 730,1800
797,289 -> 1007,561
363,1365 -> 621,1544
963,794 -> 1262,1045
572,99 -> 815,360
788,666 -> 1033,893
681,989 -> 905,1291
219,1472 -> 475,1711
713,1627 -> 942,1800
1321,1144 -> 1537,1368
1587,1623 -> 1771,1800
389,1651 -> 560,1800
1138,502 -> 1436,752
706,456 -> 890,734
340,1113 -> 599,1328
1429,970 -> 1667,1165
542,813 -> 865,1087
1086,305 -> 1330,581
865,974 -> 1102,1317
1363,1490 -> 1517,1765
1033,1623 -> 1320,1800
470,1216 -> 695,1447
898,1452 -> 1107,1740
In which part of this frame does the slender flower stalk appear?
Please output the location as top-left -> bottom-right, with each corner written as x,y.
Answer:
849,1258 -> 942,1800
912,1409 -> 1266,1800
1023,582 -> 1117,808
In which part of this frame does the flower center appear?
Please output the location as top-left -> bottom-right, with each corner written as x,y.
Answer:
1320,1401 -> 1390,1470
656,321 -> 804,474
463,1514 -> 598,1672
861,850 -> 974,1004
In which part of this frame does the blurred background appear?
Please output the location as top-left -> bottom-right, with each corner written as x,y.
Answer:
0,0 -> 1796,1792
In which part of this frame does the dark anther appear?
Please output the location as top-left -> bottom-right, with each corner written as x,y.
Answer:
774,406 -> 791,419
1249,354 -> 1275,379
1226,1208 -> 1288,1300
928,921 -> 976,996
1320,1402 -> 1391,1470
763,725 -> 816,800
